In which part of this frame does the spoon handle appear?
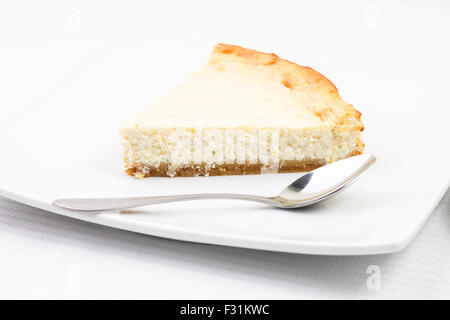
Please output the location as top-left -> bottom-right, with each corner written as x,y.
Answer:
53,193 -> 279,211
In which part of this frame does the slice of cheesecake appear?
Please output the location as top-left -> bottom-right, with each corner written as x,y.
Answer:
121,43 -> 364,178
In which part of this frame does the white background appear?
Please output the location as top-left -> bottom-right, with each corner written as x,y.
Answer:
1,0 -> 449,299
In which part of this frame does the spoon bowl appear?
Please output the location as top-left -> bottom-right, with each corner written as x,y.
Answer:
275,153 -> 375,208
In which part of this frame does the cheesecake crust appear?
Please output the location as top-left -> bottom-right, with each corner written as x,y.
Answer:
126,158 -> 332,178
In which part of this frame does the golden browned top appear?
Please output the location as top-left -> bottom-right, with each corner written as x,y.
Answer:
210,43 -> 363,131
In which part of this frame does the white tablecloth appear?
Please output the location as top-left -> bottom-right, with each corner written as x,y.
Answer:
0,189 -> 448,299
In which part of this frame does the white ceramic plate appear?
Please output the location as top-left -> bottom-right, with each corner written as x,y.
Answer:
0,93 -> 448,256
0,19 -> 449,255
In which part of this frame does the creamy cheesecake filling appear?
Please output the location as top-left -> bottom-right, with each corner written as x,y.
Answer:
121,127 -> 361,177
123,64 -> 332,128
